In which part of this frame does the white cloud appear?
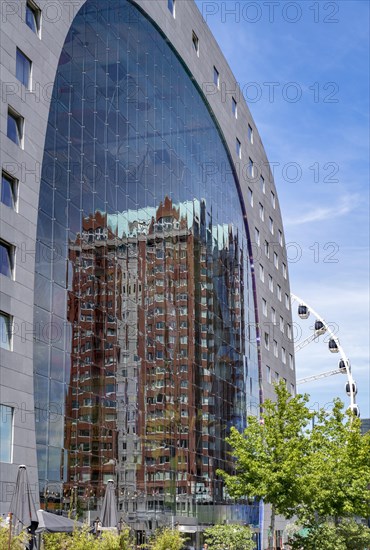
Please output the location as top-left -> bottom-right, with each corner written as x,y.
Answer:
284,194 -> 360,227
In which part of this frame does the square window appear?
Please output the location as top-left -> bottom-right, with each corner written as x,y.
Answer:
26,1 -> 41,35
0,311 -> 13,351
213,66 -> 219,88
168,0 -> 176,17
0,404 -> 14,462
0,241 -> 15,279
236,138 -> 241,158
1,172 -> 17,210
248,124 -> 253,144
7,108 -> 24,148
192,31 -> 199,55
232,97 -> 237,118
16,49 -> 32,89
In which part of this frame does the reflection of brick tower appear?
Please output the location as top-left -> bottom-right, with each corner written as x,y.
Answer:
65,212 -> 121,507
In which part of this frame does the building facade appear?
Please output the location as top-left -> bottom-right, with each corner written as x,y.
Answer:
0,0 -> 295,545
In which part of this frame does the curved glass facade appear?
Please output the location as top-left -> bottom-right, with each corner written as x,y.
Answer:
33,0 -> 259,530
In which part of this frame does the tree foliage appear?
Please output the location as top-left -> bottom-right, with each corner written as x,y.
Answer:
218,381 -> 370,544
149,528 -> 185,550
43,526 -> 131,550
0,521 -> 28,550
289,519 -> 370,550
203,523 -> 254,550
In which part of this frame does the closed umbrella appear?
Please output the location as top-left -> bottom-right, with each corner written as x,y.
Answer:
8,465 -> 38,548
100,479 -> 118,528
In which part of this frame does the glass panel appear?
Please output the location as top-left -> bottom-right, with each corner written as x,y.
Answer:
0,405 -> 13,462
1,174 -> 16,208
16,49 -> 31,88
7,113 -> 20,145
0,313 -> 12,351
26,3 -> 38,33
0,243 -> 12,277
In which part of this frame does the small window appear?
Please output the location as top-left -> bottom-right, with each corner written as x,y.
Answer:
285,293 -> 290,310
0,312 -> 13,351
281,347 -> 286,364
7,108 -> 24,148
275,371 -> 280,382
262,298 -> 267,317
265,240 -> 270,258
255,227 -> 260,246
271,191 -> 276,209
1,172 -> 17,210
268,275 -> 273,292
290,383 -> 295,396
213,66 -> 219,88
266,365 -> 271,384
287,324 -> 292,340
259,202 -> 264,221
269,217 -> 274,234
260,175 -> 265,193
282,263 -> 287,279
248,187 -> 253,207
248,124 -> 253,144
264,332 -> 270,350
279,316 -> 284,333
232,97 -> 237,118
248,158 -> 254,178
289,354 -> 294,370
236,138 -> 241,158
0,404 -> 14,462
277,284 -> 282,301
168,0 -> 176,17
271,307 -> 276,324
274,252 -> 279,269
0,241 -> 15,279
16,49 -> 32,89
278,229 -> 283,246
259,264 -> 264,282
192,31 -> 199,56
26,1 -> 41,35
273,340 -> 278,357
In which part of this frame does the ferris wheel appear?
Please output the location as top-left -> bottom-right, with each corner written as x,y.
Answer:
290,293 -> 359,417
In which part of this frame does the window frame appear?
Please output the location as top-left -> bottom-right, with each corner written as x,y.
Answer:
0,240 -> 15,279
7,107 -> 24,148
0,311 -> 13,351
0,404 -> 14,463
16,48 -> 32,89
26,0 -> 41,37
1,171 -> 18,210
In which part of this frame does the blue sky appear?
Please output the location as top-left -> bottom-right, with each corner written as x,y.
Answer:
195,0 -> 370,417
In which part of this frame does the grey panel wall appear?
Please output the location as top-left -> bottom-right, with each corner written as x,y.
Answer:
0,0 -> 295,518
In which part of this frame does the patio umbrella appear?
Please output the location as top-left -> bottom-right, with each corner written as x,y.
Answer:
8,465 -> 38,548
100,479 -> 118,528
35,509 -> 87,533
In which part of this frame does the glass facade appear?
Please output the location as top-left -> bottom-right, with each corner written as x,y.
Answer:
34,0 -> 259,532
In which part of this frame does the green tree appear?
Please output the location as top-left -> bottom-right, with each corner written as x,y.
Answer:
299,401 -> 370,524
218,381 -> 313,549
149,528 -> 185,550
203,523 -> 255,550
0,520 -> 29,550
289,519 -> 370,550
43,526 -> 132,550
